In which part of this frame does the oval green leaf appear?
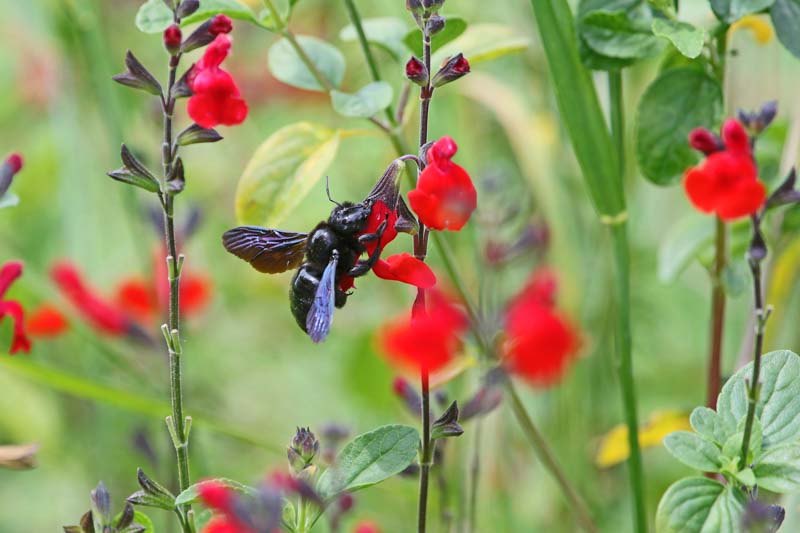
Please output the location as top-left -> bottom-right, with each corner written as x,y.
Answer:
663,431 -> 723,472
175,478 -> 258,507
433,23 -> 529,66
690,407 -> 729,445
135,0 -> 173,33
316,424 -> 419,501
652,19 -> 706,59
656,477 -> 745,533
268,36 -> 345,91
636,67 -> 723,186
753,444 -> 800,493
235,122 -> 341,227
331,82 -> 393,118
340,17 -> 408,61
404,16 -> 468,58
580,10 -> 663,59
771,0 -> 800,58
711,0 -> 776,23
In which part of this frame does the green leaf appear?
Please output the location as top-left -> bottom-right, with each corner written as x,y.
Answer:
433,23 -> 530,66
711,0 -> 776,23
721,260 -> 749,298
528,0 -> 624,218
578,35 -> 636,70
652,19 -> 706,59
731,467 -> 756,487
235,122 -> 341,227
663,431 -> 722,472
176,479 -> 258,507
753,444 -> 800,492
340,17 -> 408,61
331,82 -> 393,118
717,351 -> 800,449
135,0 -> 173,33
771,0 -> 800,58
268,36 -> 345,91
180,0 -> 259,26
691,407 -> 730,445
657,215 -> 714,283
404,16 -> 468,57
316,424 -> 419,500
580,10 -> 663,59
578,0 -> 641,14
656,477 -> 746,533
635,67 -> 723,186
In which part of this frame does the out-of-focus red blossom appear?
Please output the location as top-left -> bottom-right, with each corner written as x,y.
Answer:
380,290 -> 467,373
684,119 -> 766,221
373,253 -> 436,289
0,261 -> 31,354
353,521 -> 382,533
5,153 -> 22,174
209,14 -> 234,35
187,34 -> 248,128
199,481 -> 254,533
408,137 -> 476,231
26,304 -> 68,338
504,270 -> 580,387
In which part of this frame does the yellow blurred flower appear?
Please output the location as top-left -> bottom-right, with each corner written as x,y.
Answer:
730,15 -> 774,45
595,410 -> 691,468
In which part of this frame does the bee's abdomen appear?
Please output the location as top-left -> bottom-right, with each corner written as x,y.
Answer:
289,265 -> 320,332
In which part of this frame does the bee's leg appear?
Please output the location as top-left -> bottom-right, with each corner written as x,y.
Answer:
335,288 -> 348,308
357,218 -> 388,245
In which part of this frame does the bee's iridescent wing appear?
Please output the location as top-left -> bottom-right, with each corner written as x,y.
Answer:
222,226 -> 308,274
306,252 -> 338,343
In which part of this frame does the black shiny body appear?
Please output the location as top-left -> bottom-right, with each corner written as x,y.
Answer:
289,202 -> 371,332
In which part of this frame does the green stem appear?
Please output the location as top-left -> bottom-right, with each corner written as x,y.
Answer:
707,217 -> 727,409
610,223 -> 646,533
417,369 -> 432,533
608,71 -> 624,171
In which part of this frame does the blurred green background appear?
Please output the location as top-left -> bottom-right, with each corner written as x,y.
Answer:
0,0 -> 798,531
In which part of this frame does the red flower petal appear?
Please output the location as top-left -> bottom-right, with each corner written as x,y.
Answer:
354,521 -> 382,533
684,167 -> 718,214
0,300 -> 31,354
27,304 -> 68,338
508,268 -> 558,310
716,177 -> 767,221
372,253 -> 436,288
198,481 -> 235,514
187,35 -> 248,128
362,200 -> 398,256
0,261 -> 23,299
51,262 -> 131,336
115,278 -> 157,323
722,119 -> 750,155
181,274 -> 212,316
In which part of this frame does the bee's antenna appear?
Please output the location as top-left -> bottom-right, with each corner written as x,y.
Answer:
325,176 -> 342,207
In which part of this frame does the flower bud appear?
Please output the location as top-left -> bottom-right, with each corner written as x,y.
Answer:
405,56 -> 428,86
5,153 -> 22,175
406,0 -> 424,14
176,0 -> 200,18
163,24 -> 182,55
287,427 -> 319,474
426,15 -> 445,35
739,100 -> 778,134
431,53 -> 470,88
688,128 -> 722,156
392,376 -> 422,416
210,14 -> 233,35
182,14 -> 233,53
423,0 -> 445,9
90,481 -> 111,525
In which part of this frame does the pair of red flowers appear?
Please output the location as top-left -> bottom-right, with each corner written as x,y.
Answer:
684,118 -> 765,220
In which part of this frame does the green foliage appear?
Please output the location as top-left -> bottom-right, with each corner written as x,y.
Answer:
651,19 -> 705,59
176,479 -> 258,506
711,0 -> 776,23
331,82 -> 393,119
404,17 -> 468,57
135,0 -> 173,33
663,431 -> 723,471
580,10 -> 663,60
656,477 -> 745,533
770,0 -> 800,58
181,0 -> 257,25
0,193 -> 20,210
432,23 -> 529,66
268,36 -> 346,91
235,122 -> 342,227
316,424 -> 419,500
636,67 -> 723,186
112,510 -> 154,533
657,215 -> 714,283
339,17 -> 408,61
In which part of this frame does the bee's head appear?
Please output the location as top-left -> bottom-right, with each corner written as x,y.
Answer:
329,202 -> 371,235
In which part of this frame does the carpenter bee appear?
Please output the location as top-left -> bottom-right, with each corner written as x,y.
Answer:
222,164 -> 417,343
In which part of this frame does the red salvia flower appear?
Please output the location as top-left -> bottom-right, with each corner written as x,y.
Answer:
209,14 -> 234,35
0,261 -> 31,354
353,521 -> 382,533
684,119 -> 766,221
115,278 -> 157,323
362,200 -> 398,256
187,34 -> 248,128
372,253 -> 436,288
51,262 -> 133,337
27,304 -> 68,338
380,289 -> 467,373
408,137 -> 477,231
503,270 -> 579,387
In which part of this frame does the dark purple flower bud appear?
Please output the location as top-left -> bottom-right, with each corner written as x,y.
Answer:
767,168 -> 800,209
163,24 -> 182,55
405,56 -> 428,86
426,15 -> 445,35
90,481 -> 111,525
0,153 -> 23,200
738,100 -> 778,134
393,376 -> 422,416
742,500 -> 784,533
423,0 -> 445,9
688,128 -> 722,156
288,427 -> 319,474
758,100 -> 778,129
460,386 -> 503,421
432,53 -> 470,88
176,0 -> 200,18
182,15 -> 233,53
406,0 -> 424,14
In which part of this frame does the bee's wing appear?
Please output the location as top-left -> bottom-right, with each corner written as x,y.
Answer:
306,252 -> 339,343
222,226 -> 308,274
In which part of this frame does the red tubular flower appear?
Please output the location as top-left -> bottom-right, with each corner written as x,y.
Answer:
27,304 -> 68,338
354,521 -> 382,533
372,253 -> 436,288
209,14 -> 233,35
181,274 -> 212,315
408,137 -> 477,231
504,270 -> 579,387
380,290 -> 467,373
115,278 -> 157,323
51,262 -> 132,337
0,261 -> 31,354
187,34 -> 248,128
362,200 -> 398,256
5,153 -> 22,174
684,119 -> 766,221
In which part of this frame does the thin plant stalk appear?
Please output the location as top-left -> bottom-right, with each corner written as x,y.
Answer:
418,370 -> 433,533
707,217 -> 727,408
467,418 -> 483,533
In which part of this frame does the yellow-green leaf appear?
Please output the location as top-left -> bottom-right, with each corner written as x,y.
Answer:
433,24 -> 529,66
235,122 -> 342,227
